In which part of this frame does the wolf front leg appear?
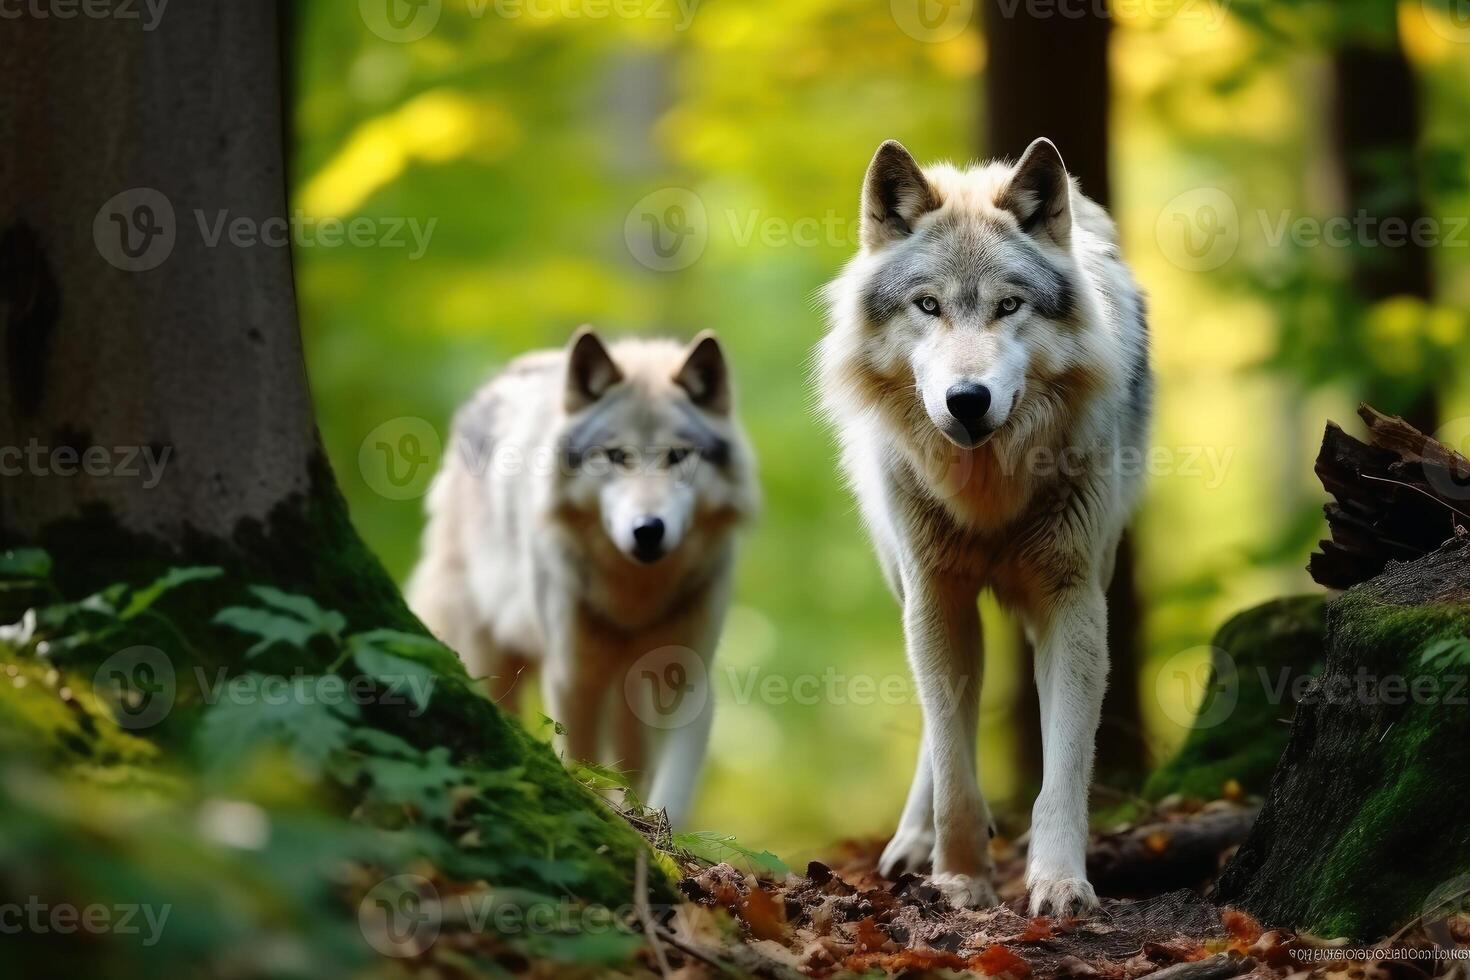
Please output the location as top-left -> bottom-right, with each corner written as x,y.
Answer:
878,731 -> 935,878
644,678 -> 713,828
1027,582 -> 1108,917
901,568 -> 994,908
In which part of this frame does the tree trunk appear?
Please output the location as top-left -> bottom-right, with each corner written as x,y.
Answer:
1329,18 -> 1438,432
0,2 -> 659,910
1,4 -> 317,545
982,2 -> 1147,787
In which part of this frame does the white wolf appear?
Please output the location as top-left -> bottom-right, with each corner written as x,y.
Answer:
408,328 -> 759,825
818,138 -> 1151,915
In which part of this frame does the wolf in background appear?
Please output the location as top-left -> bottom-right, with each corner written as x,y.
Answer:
818,138 -> 1152,915
409,328 -> 759,825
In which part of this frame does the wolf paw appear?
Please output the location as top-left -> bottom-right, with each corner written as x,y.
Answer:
931,872 -> 1000,910
1026,875 -> 1098,918
878,827 -> 936,879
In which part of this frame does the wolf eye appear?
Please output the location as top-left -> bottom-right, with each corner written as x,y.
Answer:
997,296 -> 1023,317
666,448 -> 691,467
915,295 -> 942,317
605,447 -> 631,468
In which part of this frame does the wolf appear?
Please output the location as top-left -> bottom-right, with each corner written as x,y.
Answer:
817,138 -> 1151,915
408,328 -> 759,826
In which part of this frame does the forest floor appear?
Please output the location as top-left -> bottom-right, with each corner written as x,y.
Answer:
611,798 -> 1468,980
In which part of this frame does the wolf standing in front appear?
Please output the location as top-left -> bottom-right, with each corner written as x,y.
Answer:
408,329 -> 759,826
818,139 -> 1151,915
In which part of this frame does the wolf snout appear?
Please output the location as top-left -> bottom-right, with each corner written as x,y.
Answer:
631,516 -> 666,563
945,381 -> 993,444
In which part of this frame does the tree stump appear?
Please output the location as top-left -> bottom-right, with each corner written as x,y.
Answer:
1215,535 -> 1470,938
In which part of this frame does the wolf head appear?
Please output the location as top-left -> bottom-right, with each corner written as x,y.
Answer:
822,138 -> 1114,456
554,328 -> 757,564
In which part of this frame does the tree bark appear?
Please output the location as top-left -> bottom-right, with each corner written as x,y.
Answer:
1215,534 -> 1470,940
981,2 -> 1147,786
1,4 -> 317,543
1329,18 -> 1438,432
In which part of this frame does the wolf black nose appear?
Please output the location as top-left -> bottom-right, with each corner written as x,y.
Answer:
632,517 -> 665,562
945,382 -> 992,425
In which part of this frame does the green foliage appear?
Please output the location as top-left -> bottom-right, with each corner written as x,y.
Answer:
1418,634 -> 1470,671
0,548 -> 669,977
672,831 -> 790,877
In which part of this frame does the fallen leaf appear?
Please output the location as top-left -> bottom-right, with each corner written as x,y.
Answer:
740,886 -> 787,942
974,943 -> 1034,979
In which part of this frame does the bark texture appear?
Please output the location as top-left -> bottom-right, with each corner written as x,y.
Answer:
1,3 -> 316,542
1215,536 -> 1470,939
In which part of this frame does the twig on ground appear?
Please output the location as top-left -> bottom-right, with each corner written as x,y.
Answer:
1144,953 -> 1255,980
635,852 -> 673,979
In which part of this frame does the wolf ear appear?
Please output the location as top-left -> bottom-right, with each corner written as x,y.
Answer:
565,327 -> 623,412
999,138 -> 1072,247
861,140 -> 941,248
674,331 -> 730,415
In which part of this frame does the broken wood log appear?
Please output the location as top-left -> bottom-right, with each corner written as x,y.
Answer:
1088,806 -> 1260,897
1309,404 -> 1470,589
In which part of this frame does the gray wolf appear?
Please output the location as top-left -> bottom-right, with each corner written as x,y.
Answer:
408,328 -> 759,825
817,138 -> 1151,915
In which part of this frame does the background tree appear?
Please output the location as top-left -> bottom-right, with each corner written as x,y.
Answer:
982,0 -> 1148,790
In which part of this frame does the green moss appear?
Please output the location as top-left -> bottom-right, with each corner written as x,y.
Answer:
1217,554 -> 1470,939
0,645 -> 160,766
1145,596 -> 1325,801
